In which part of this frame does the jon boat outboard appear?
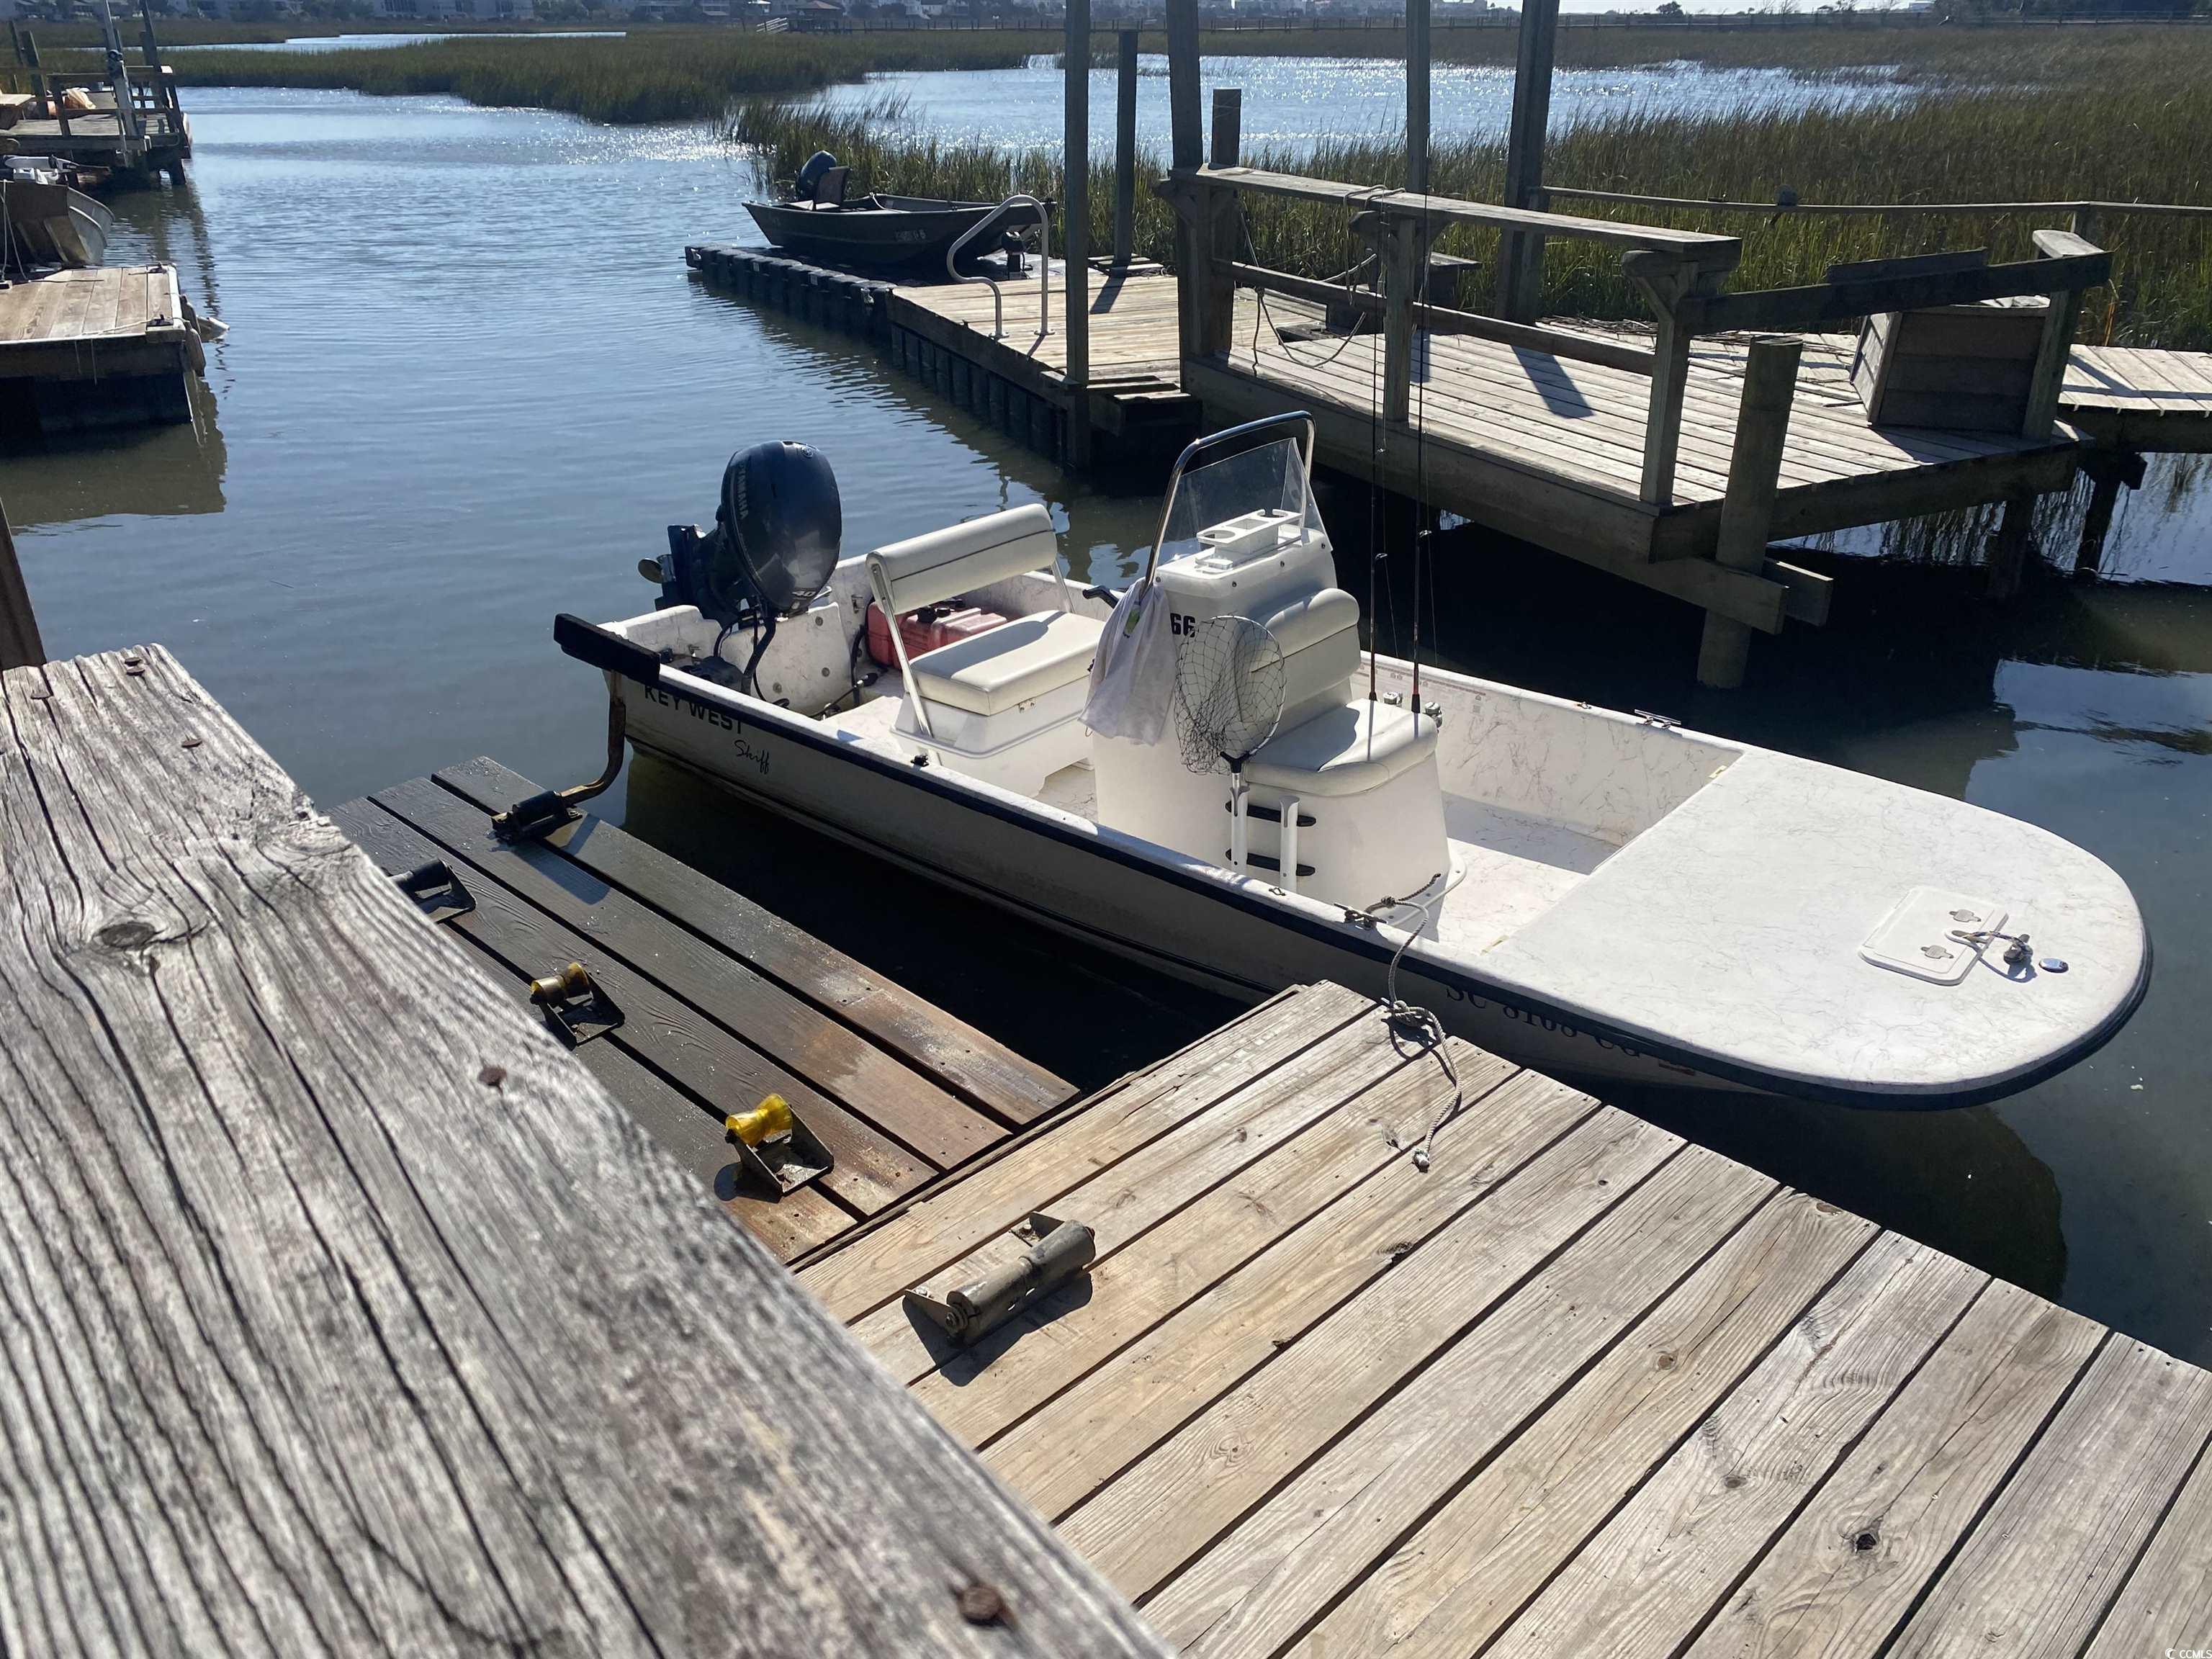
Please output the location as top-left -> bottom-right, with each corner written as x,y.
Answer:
549,416 -> 2149,1106
741,150 -> 1043,275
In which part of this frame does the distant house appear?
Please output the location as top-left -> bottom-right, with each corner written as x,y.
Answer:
373,0 -> 536,16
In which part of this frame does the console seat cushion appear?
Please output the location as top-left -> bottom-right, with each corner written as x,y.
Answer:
1246,701 -> 1439,798
910,610 -> 1105,717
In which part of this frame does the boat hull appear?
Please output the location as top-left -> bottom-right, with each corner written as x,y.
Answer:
742,197 -> 1004,274
624,674 -> 1794,1100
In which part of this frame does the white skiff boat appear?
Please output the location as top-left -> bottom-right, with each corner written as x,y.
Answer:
552,415 -> 2147,1105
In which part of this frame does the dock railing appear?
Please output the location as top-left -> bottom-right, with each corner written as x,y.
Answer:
1168,163 -> 2113,507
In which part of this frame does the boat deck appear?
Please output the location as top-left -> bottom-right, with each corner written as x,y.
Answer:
328,755 -> 1075,1262
805,979 -> 2212,1659
0,264 -> 200,431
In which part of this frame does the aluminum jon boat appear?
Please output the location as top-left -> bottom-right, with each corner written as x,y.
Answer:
550,415 -> 2149,1106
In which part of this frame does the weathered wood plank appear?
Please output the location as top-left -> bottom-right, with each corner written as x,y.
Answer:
1480,1233 -> 1986,1659
908,1043 -> 1523,1444
2083,1424 -> 2212,1659
799,984 -> 1373,1322
1143,1146 -> 1780,1658
372,771 -> 1003,1166
330,793 -> 927,1214
437,756 -> 1073,1125
1683,1280 -> 2102,1659
1292,1189 -> 1877,1659
1055,1105 -> 1679,1598
984,1068 -> 1609,1524
1889,1336 -> 2212,1659
325,796 -> 856,1261
0,645 -> 1170,1658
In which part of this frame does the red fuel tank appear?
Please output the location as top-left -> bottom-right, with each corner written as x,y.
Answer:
866,602 -> 1011,668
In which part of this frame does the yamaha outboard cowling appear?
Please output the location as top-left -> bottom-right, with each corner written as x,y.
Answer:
644,441 -> 842,693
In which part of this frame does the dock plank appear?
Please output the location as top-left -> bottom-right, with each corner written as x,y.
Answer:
1143,1146 -> 1781,1658
2082,1426 -> 2212,1659
1055,1104 -> 1681,1597
1292,1188 -> 1878,1659
796,982 -> 1372,1322
329,793 -> 928,1214
1478,1234 -> 1987,1659
1888,1336 -> 2212,1659
326,796 -> 860,1256
1684,1281 -> 2102,1659
369,771 -> 1003,1167
0,644 -> 1167,1658
438,756 -> 1072,1126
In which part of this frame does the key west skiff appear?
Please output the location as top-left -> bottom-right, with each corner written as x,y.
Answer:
552,416 -> 2147,1105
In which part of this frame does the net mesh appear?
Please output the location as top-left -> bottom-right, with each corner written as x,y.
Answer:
1173,615 -> 1287,774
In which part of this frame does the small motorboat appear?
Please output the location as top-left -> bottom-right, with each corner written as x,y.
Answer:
549,417 -> 2149,1107
1,171 -> 114,269
742,150 -> 1043,275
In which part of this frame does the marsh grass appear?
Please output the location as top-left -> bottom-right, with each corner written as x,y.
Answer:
149,30 -> 1040,125
729,25 -> 2212,351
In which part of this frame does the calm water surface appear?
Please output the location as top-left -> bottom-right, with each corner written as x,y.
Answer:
8,86 -> 2210,1363
813,51 -> 1916,158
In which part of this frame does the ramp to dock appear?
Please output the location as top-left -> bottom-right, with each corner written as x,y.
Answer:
0,643 -> 1148,1656
809,979 -> 2212,1659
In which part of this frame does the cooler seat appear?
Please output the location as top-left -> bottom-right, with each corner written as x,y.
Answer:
910,611 -> 1102,717
866,503 -> 1097,793
1247,701 -> 1439,797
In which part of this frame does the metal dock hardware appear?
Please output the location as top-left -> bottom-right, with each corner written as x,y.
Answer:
724,1092 -> 835,1195
392,858 -> 473,923
527,962 -> 624,1046
904,1214 -> 1097,1347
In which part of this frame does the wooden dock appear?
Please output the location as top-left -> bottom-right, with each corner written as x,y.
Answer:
809,979 -> 2212,1659
0,642 -> 1154,1655
328,754 -> 1074,1264
686,243 -> 1202,467
0,264 -> 203,434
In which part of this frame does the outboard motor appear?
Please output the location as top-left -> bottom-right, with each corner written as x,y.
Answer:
796,150 -> 840,199
644,440 -> 842,691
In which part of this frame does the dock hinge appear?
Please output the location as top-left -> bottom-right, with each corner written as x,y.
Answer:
394,859 -> 474,923
903,1214 -> 1097,1348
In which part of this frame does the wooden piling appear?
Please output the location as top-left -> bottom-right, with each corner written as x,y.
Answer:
1064,0 -> 1092,472
1114,30 -> 1138,269
1497,0 -> 1560,323
1406,0 -> 1431,196
1696,337 -> 1802,690
0,500 -> 42,674
1166,0 -> 1202,360
1986,493 -> 2037,603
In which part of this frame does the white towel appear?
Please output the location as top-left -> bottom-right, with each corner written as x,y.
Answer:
1082,577 -> 1177,745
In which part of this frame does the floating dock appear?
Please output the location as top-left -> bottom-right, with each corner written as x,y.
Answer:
811,978 -> 2212,1659
328,755 -> 1074,1263
0,264 -> 203,434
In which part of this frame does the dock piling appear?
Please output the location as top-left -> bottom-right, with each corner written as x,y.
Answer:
0,500 -> 42,674
1407,0 -> 1431,196
1497,0 -> 1561,323
1114,30 -> 1138,269
1063,0 -> 1092,471
1697,337 -> 1802,690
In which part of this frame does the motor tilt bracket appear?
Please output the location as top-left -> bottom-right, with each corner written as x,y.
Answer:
903,1214 -> 1098,1348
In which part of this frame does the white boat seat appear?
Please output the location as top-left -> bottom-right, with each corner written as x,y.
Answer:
910,610 -> 1105,716
1246,700 -> 1439,798
1261,588 -> 1363,731
868,503 -> 1066,616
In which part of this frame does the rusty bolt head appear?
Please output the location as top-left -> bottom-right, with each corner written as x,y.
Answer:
478,1065 -> 506,1089
957,1581 -> 1006,1626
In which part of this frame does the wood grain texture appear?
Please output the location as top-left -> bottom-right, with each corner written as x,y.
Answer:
0,645 -> 1169,1659
798,983 -> 1372,1323
1292,1189 -> 1877,1659
1889,1336 -> 2212,1659
1057,1104 -> 1680,1599
2083,1421 -> 2212,1659
325,796 -> 857,1261
1683,1281 -> 2100,1659
1481,1233 -> 1986,1659
983,1068 -> 1608,1524
434,757 -> 1072,1127
1145,1146 -> 1778,1658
